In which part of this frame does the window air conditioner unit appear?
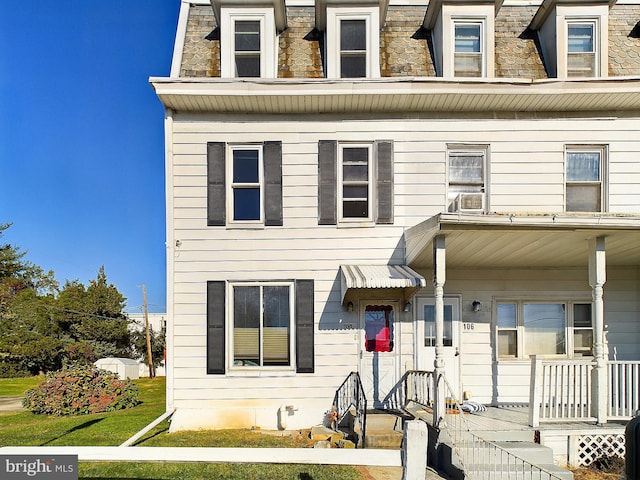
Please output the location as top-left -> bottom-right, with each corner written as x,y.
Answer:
454,193 -> 484,213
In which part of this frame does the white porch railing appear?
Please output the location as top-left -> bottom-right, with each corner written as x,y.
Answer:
529,356 -> 595,427
608,361 -> 640,419
530,357 -> 640,426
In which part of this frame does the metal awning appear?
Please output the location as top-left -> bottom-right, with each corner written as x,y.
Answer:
340,265 -> 427,304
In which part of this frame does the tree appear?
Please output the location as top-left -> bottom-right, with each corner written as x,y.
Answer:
0,224 -> 132,375
55,267 -> 132,361
131,323 -> 166,371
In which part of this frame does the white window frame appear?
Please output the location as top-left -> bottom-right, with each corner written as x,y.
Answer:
446,144 -> 488,212
439,5 -> 494,79
326,7 -> 380,78
337,142 -> 374,223
220,8 -> 277,78
228,281 -> 296,372
564,145 -> 607,213
226,144 -> 264,225
453,20 -> 485,78
495,298 -> 593,361
556,5 -> 608,78
566,19 -> 598,78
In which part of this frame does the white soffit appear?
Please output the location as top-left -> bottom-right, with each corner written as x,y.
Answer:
340,265 -> 427,304
150,77 -> 640,114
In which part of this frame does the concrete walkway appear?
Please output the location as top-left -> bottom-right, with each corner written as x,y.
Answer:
360,465 -> 451,479
0,396 -> 23,413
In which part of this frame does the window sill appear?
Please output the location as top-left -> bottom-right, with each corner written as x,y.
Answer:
226,223 -> 266,230
225,367 -> 297,377
337,221 -> 376,228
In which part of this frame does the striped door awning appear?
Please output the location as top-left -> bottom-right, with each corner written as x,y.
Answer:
340,264 -> 427,304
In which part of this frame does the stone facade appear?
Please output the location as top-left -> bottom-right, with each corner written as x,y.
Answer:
608,5 -> 640,76
495,6 -> 547,79
179,3 -> 640,79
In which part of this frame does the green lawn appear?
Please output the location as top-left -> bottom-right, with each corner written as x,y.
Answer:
0,376 -> 42,396
0,376 -> 361,479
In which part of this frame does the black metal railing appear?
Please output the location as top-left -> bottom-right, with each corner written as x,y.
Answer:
332,371 -> 367,448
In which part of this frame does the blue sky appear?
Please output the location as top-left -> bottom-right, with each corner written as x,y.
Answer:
0,1 -> 181,313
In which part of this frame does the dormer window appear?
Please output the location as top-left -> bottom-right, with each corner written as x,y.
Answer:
529,0 -> 608,78
567,21 -> 596,77
340,19 -> 367,78
234,20 -> 261,77
454,22 -> 484,77
423,2 -> 495,79
324,7 -> 380,78
219,8 -> 278,78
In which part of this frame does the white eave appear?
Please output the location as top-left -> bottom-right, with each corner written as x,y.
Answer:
149,76 -> 640,114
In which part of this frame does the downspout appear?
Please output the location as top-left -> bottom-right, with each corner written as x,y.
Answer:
164,107 -> 175,413
119,410 -> 175,447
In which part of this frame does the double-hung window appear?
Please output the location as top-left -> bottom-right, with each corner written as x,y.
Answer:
326,7 -> 380,78
228,146 -> 263,223
567,21 -> 597,77
340,19 -> 367,78
339,144 -> 373,221
448,146 -> 487,212
496,300 -> 592,359
565,146 -> 606,212
234,20 -> 261,77
207,141 -> 282,227
231,283 -> 293,368
454,22 -> 483,77
220,9 -> 277,78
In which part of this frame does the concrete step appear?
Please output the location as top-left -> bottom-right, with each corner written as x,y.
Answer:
364,430 -> 404,449
366,412 -> 403,432
475,430 -> 536,442
363,411 -> 405,449
441,438 -> 573,480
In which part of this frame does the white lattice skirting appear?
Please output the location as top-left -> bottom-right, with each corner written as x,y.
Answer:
569,433 -> 626,467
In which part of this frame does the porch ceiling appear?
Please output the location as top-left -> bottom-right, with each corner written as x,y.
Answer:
405,213 -> 640,269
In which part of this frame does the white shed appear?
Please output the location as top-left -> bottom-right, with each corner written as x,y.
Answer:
95,357 -> 140,380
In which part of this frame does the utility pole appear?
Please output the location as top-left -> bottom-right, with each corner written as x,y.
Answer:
142,285 -> 154,378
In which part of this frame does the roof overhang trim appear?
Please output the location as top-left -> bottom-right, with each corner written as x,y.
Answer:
315,0 -> 390,30
150,76 -> 640,114
210,0 -> 287,32
529,0 -> 616,30
340,265 -> 427,305
423,0 -> 504,30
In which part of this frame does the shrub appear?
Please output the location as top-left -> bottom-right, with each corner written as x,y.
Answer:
22,364 -> 140,416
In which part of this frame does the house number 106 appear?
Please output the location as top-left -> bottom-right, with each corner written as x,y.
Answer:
463,323 -> 475,330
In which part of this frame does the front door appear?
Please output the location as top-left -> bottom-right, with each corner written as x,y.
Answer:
359,303 -> 399,408
416,296 -> 461,401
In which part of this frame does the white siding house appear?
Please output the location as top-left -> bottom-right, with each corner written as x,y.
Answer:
151,0 -> 640,435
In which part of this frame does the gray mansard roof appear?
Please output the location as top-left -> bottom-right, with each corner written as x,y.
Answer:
178,2 -> 640,79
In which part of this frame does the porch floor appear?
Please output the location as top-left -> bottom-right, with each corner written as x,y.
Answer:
405,403 -> 628,441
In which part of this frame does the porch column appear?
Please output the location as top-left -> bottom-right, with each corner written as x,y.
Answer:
433,235 -> 446,427
589,236 -> 607,424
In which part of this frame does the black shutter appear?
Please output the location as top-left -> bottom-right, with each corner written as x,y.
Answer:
375,140 -> 394,224
318,140 -> 337,225
295,279 -> 314,373
207,281 -> 226,374
207,142 -> 226,226
263,141 -> 283,226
